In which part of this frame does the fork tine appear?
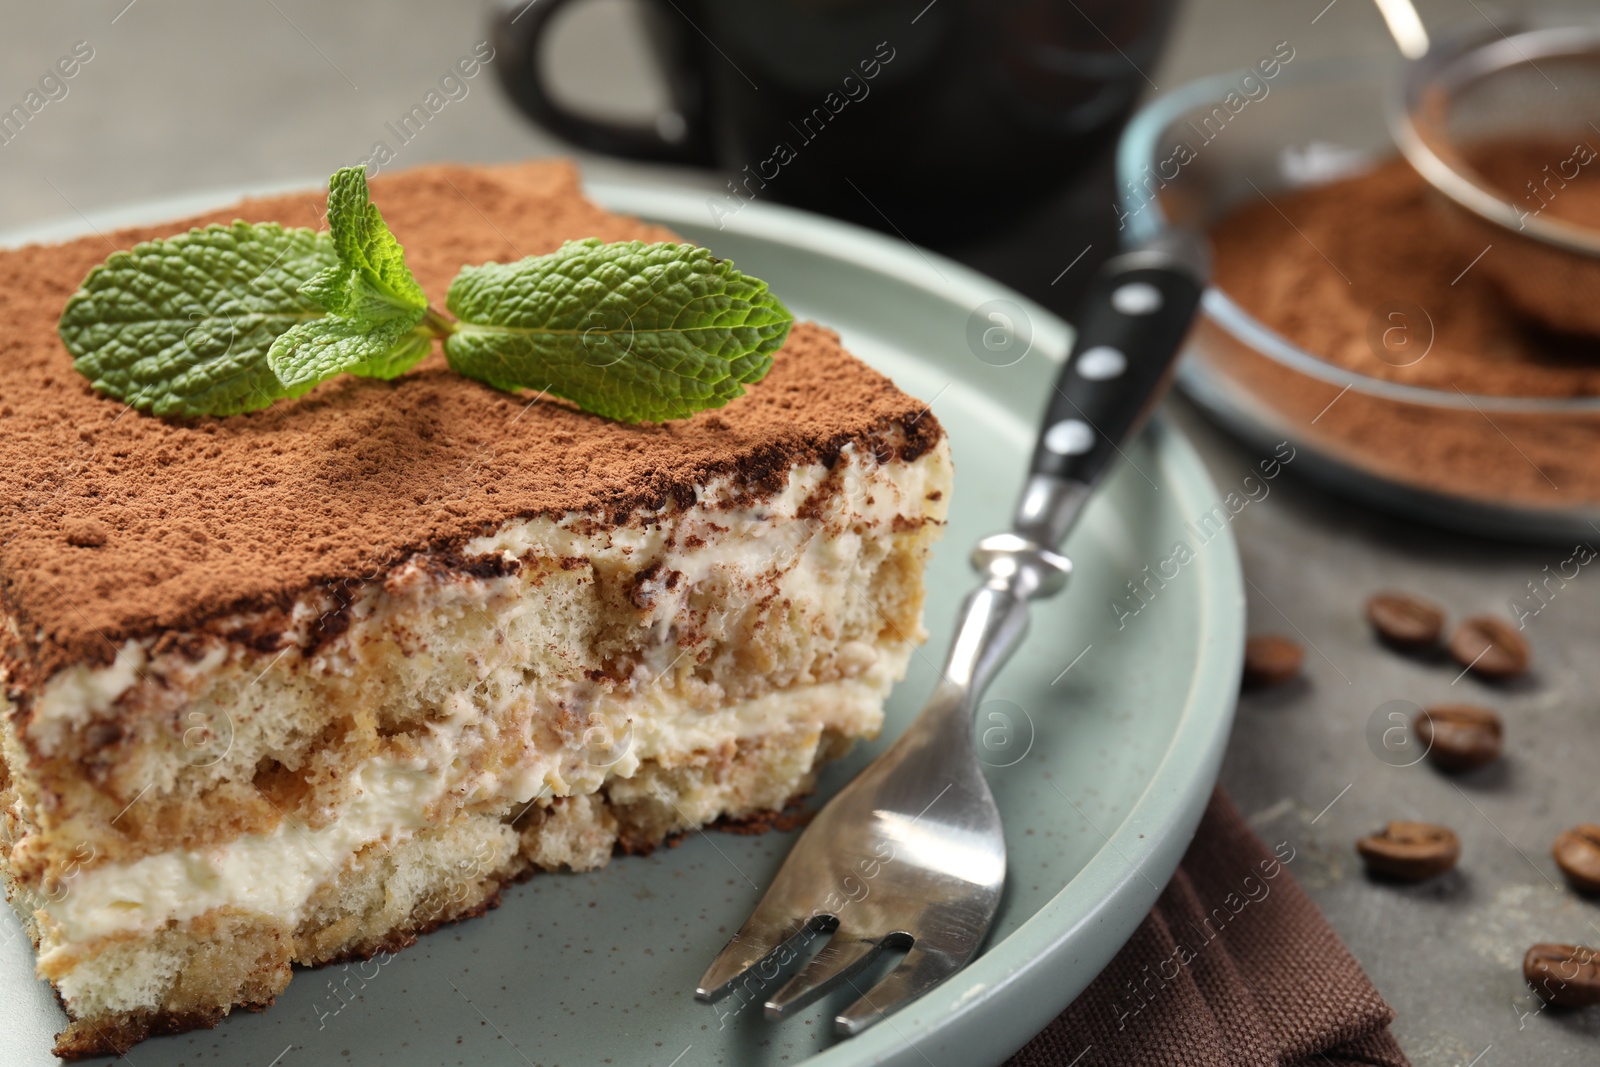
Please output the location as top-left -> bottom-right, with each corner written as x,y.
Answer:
835,945 -> 962,1036
763,932 -> 883,1019
695,912 -> 818,1003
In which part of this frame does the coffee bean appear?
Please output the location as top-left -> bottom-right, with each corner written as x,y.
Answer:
1242,635 -> 1303,688
1365,591 -> 1445,649
1448,615 -> 1529,679
1553,825 -> 1600,894
1414,704 -> 1502,772
1523,943 -> 1600,1007
1356,821 -> 1460,881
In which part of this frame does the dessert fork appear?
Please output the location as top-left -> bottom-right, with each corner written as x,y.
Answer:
695,233 -> 1207,1035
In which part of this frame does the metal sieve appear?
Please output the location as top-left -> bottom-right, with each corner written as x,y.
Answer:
1389,19 -> 1600,336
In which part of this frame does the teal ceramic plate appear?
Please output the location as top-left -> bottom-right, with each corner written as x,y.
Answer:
0,179 -> 1243,1067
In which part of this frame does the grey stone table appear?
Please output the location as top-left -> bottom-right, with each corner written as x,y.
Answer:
1,2 -> 1592,1065
1169,398 -> 1600,1067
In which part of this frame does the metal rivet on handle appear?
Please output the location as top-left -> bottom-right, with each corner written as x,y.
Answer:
1111,282 -> 1162,315
1043,419 -> 1095,456
1076,346 -> 1126,381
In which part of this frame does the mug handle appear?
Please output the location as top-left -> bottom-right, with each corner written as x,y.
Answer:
490,0 -> 716,165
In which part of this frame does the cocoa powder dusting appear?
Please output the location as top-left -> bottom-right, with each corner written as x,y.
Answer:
0,161 -> 943,682
1208,150 -> 1600,509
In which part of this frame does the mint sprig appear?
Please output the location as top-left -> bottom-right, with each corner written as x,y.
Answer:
59,223 -> 337,416
267,166 -> 433,389
444,239 -> 791,423
58,165 -> 793,423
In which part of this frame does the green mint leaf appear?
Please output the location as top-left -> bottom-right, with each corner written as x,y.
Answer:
58,222 -> 336,417
309,165 -> 427,319
346,329 -> 433,381
442,239 -> 792,423
268,316 -> 431,388
266,165 -> 430,389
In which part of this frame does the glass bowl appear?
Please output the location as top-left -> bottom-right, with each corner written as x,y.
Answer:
1117,54 -> 1600,542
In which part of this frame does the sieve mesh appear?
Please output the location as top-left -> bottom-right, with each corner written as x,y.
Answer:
1395,24 -> 1600,250
1437,53 -> 1600,146
1393,24 -> 1600,335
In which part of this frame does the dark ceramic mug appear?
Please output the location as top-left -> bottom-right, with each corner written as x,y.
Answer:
491,0 -> 1177,242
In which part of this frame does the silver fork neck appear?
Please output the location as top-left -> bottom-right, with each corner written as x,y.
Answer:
1012,473 -> 1092,549
939,474 -> 1083,698
938,584 -> 1030,693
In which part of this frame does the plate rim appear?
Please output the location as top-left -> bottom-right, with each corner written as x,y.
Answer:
0,174 -> 1245,1067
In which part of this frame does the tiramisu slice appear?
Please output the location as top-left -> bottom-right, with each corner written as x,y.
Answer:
0,161 -> 950,1057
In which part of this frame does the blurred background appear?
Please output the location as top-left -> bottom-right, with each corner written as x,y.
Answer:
0,0 -> 1546,316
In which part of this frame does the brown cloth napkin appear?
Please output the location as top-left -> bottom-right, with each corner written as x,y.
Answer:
1008,789 -> 1409,1067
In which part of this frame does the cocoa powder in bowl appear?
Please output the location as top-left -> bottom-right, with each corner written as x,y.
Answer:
1205,150 -> 1600,510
